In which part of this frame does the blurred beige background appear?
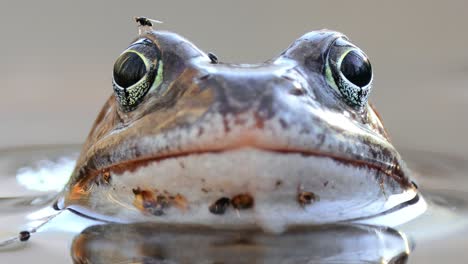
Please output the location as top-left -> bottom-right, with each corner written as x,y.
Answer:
0,1 -> 466,158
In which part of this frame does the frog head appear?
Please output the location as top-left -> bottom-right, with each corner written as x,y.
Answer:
56,22 -> 425,232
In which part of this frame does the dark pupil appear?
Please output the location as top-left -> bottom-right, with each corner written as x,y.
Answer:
113,52 -> 147,88
340,50 -> 372,87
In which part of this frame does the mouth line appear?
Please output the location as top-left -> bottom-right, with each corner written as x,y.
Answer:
76,146 -> 410,188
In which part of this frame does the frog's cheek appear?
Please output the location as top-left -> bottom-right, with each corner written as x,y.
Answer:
59,149 -> 423,233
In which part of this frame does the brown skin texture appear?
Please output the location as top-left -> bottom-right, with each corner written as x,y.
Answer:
60,30 -> 414,210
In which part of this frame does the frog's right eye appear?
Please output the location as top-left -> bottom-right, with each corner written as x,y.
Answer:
113,52 -> 147,88
112,39 -> 163,112
325,37 -> 373,110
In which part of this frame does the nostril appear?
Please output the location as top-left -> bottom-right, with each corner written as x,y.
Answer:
289,85 -> 306,96
282,74 -> 306,96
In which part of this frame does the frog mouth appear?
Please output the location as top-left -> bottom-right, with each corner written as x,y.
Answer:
62,147 -> 421,230
74,146 -> 411,190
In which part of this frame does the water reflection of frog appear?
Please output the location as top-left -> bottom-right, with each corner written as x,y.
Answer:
55,18 -> 425,232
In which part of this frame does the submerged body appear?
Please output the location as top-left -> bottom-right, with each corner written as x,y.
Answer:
56,22 -> 425,231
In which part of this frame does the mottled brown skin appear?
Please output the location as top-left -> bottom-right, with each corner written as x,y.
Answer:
231,194 -> 254,210
131,187 -> 188,216
57,29 -> 417,220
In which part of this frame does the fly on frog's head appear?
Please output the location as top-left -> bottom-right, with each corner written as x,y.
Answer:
56,18 -> 425,231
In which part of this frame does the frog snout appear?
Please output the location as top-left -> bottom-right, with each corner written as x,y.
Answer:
197,72 -> 310,126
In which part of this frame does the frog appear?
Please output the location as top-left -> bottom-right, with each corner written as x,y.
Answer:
53,18 -> 426,232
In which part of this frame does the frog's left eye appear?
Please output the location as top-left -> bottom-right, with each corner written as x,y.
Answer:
112,39 -> 162,112
325,38 -> 373,109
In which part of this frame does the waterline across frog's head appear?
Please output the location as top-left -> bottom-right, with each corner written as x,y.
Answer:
56,20 -> 425,232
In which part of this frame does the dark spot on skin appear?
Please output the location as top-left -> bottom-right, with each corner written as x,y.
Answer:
102,171 -> 111,184
133,188 -> 188,215
179,161 -> 185,169
208,52 -> 219,64
101,153 -> 112,166
281,75 -> 295,82
132,187 -> 141,195
147,195 -> 169,216
199,74 -> 210,81
323,181 -> 329,187
201,187 -> 210,193
278,118 -> 288,129
297,191 -> 318,207
132,188 -> 168,216
209,197 -> 231,215
231,194 -> 254,209
223,118 -> 231,133
197,127 -> 204,137
253,112 -> 265,129
19,231 -> 30,242
289,86 -> 305,96
316,133 -> 326,146
95,170 -> 111,186
299,127 -> 310,134
132,146 -> 142,159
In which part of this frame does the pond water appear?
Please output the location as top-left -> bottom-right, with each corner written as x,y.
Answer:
0,145 -> 467,263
